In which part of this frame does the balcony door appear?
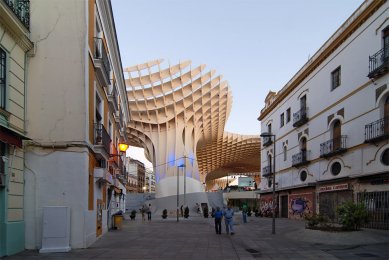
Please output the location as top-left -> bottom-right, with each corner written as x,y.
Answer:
384,27 -> 389,60
333,120 -> 341,151
300,137 -> 307,161
300,95 -> 306,109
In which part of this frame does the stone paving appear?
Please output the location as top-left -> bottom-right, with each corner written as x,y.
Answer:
5,214 -> 389,259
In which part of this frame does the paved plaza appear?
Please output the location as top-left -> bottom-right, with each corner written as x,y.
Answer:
6,214 -> 389,259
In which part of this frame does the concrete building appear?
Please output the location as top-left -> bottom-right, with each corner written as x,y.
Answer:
145,169 -> 156,193
258,0 -> 389,229
0,0 -> 33,256
126,173 -> 138,193
125,60 -> 260,211
126,158 -> 146,193
23,0 -> 129,251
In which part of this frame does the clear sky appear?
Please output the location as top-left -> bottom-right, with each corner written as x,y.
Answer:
112,0 -> 364,167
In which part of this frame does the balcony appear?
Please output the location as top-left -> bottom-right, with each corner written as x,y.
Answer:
93,37 -> 111,86
107,84 -> 118,112
293,107 -> 308,127
292,150 -> 310,167
368,44 -> 389,78
365,117 -> 389,143
114,109 -> 124,129
262,165 -> 272,177
3,0 -> 30,29
94,123 -> 111,158
320,135 -> 347,158
262,136 -> 273,147
94,167 -> 112,185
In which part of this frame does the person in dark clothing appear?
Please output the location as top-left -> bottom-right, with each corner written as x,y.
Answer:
147,204 -> 152,221
214,207 -> 223,234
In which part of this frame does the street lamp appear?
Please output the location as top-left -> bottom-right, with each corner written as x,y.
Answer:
260,132 -> 276,235
177,163 -> 185,222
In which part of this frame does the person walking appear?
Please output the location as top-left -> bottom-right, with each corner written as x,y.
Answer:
214,207 -> 223,234
147,203 -> 152,221
223,205 -> 235,235
242,204 -> 248,224
140,206 -> 146,221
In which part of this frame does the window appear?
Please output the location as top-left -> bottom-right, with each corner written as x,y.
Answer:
300,170 -> 307,182
268,123 -> 272,133
331,66 -> 341,90
383,26 -> 389,59
286,108 -> 291,123
382,149 -> 389,166
280,113 -> 284,127
283,146 -> 287,161
0,48 -> 6,109
331,162 -> 341,176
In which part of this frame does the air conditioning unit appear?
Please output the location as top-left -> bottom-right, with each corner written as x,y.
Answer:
0,174 -> 6,187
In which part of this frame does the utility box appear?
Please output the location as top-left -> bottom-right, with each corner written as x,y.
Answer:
40,206 -> 71,253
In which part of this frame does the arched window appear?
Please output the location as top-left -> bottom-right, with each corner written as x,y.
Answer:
332,120 -> 342,151
283,146 -> 287,161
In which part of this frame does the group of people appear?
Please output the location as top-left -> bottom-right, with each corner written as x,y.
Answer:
214,205 -> 235,235
140,203 -> 152,221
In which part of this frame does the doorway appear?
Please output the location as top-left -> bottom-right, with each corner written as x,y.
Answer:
281,195 -> 288,218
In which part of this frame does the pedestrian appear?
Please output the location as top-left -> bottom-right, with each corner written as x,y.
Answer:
214,207 -> 223,234
242,204 -> 248,224
140,206 -> 145,221
180,205 -> 184,217
196,203 -> 201,215
223,204 -> 235,235
147,203 -> 152,221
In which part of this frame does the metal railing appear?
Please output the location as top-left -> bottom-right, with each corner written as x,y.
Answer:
293,107 -> 308,127
365,117 -> 389,142
108,84 -> 118,110
320,135 -> 347,157
94,123 -> 111,154
368,43 -> 389,78
357,191 -> 389,230
93,37 -> 111,81
262,165 -> 272,177
292,150 -> 309,167
3,0 -> 30,29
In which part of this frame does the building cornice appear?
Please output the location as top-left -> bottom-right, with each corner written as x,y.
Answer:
0,2 -> 33,52
258,0 -> 386,121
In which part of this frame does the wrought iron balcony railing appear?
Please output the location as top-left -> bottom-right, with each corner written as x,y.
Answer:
262,165 -> 272,177
94,123 -> 111,154
292,150 -> 310,167
365,117 -> 389,143
93,37 -> 111,82
293,107 -> 308,127
320,135 -> 347,158
3,0 -> 30,29
262,136 -> 273,147
368,43 -> 389,78
107,84 -> 118,112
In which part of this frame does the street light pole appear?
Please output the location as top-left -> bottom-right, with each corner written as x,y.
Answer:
272,136 -> 276,235
260,132 -> 276,235
177,166 -> 179,222
183,156 -> 186,206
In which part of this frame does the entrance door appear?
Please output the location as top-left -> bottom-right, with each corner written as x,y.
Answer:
319,190 -> 352,222
96,199 -> 103,237
333,120 -> 341,151
281,195 -> 288,218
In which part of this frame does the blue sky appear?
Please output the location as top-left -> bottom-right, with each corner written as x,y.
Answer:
112,0 -> 364,166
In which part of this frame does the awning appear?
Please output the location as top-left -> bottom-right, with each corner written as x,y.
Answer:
0,126 -> 29,148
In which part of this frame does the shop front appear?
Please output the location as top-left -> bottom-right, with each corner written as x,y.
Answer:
317,181 -> 353,221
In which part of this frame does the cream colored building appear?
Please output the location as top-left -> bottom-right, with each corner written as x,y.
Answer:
125,60 -> 260,211
0,0 -> 33,256
24,0 -> 129,250
258,0 -> 388,229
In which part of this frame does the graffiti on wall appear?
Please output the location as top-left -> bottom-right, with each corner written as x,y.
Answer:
260,196 -> 278,217
288,193 -> 313,219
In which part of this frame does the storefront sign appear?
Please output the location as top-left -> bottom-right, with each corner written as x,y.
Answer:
319,183 -> 349,192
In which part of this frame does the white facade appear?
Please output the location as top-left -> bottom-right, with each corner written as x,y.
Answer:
24,0 -> 129,250
258,0 -> 389,226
